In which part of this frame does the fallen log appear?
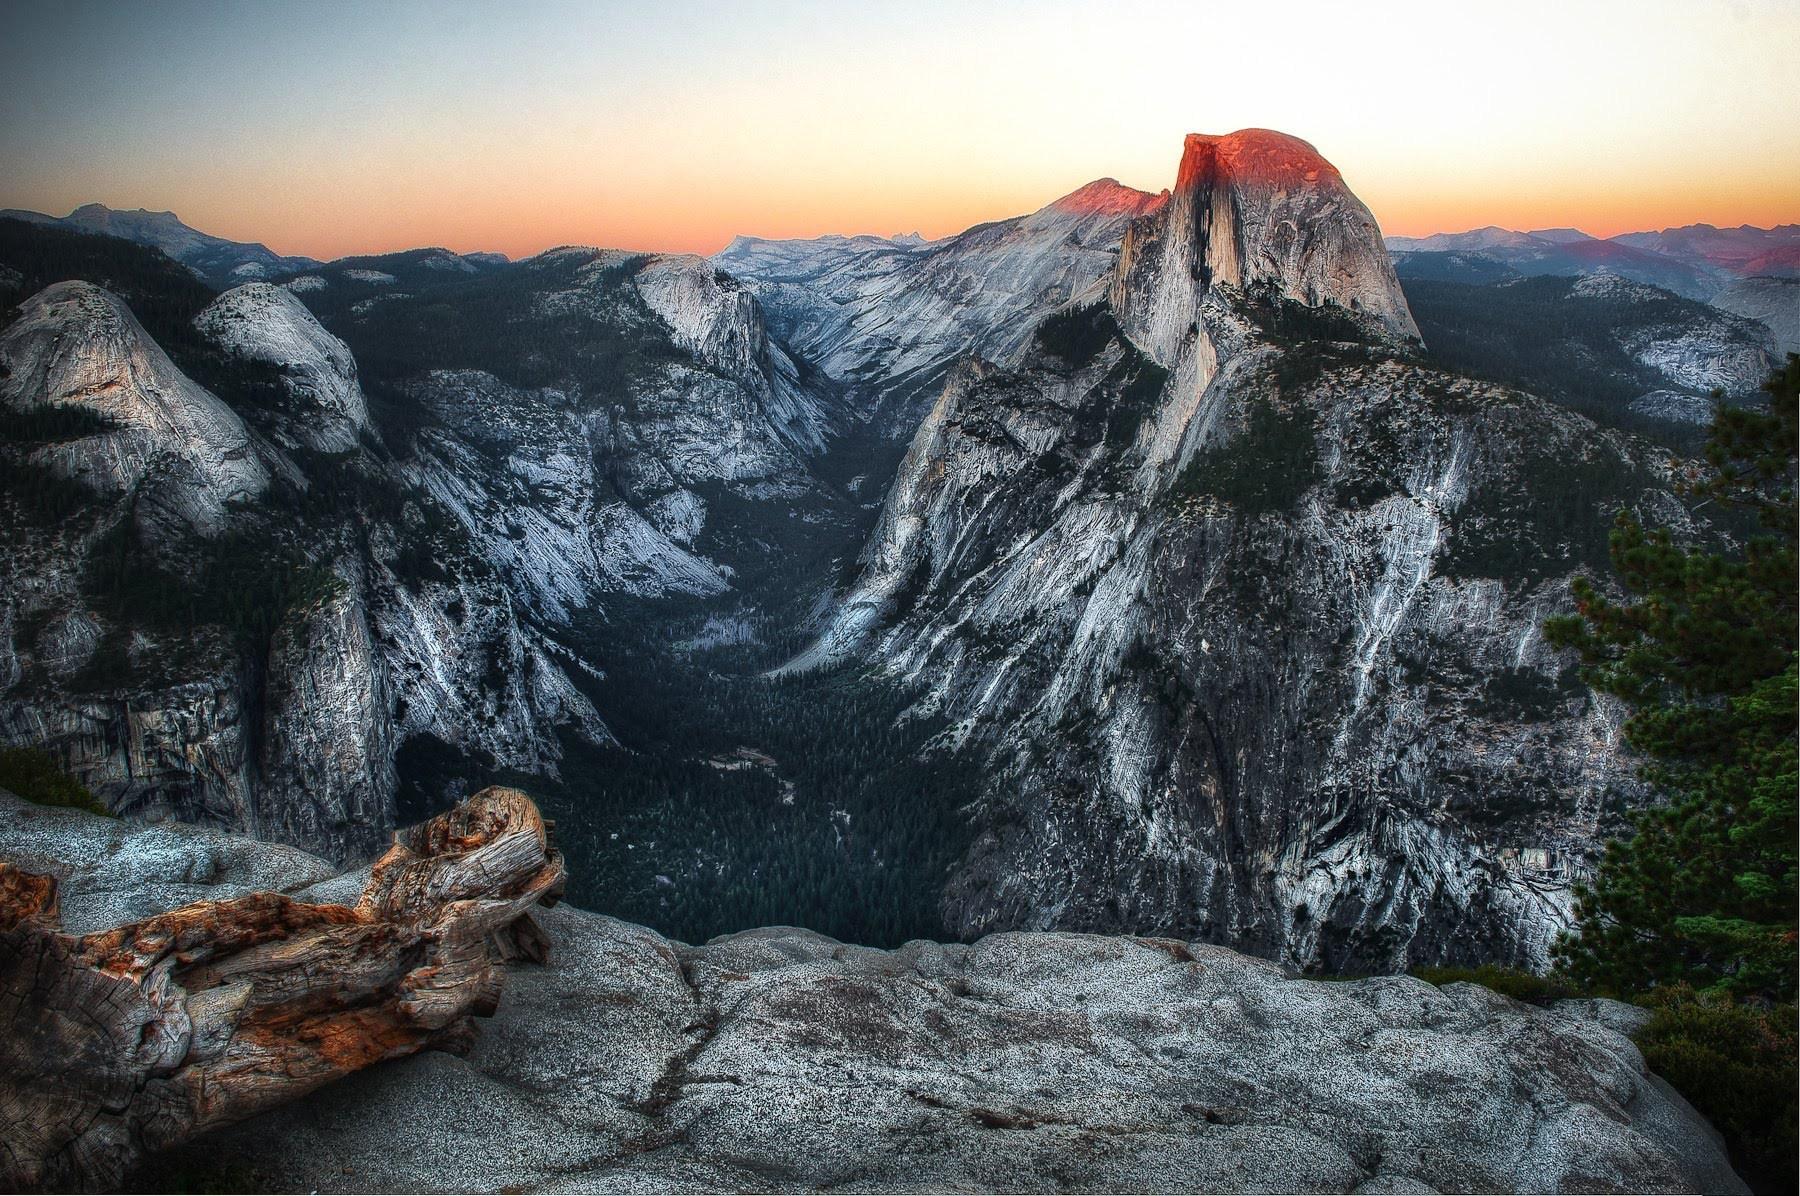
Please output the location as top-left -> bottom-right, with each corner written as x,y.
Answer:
0,786 -> 564,1193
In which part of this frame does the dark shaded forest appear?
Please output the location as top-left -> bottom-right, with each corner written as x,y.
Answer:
1400,274 -> 1741,448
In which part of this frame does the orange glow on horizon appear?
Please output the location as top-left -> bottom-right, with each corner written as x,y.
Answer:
3,0 -> 1795,263
33,157 -> 1798,267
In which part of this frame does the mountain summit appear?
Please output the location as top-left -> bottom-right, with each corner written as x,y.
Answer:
1114,129 -> 1418,368
1042,177 -> 1168,218
786,128 -> 1693,973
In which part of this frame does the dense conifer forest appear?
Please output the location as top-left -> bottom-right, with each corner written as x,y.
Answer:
1400,274 -> 1743,447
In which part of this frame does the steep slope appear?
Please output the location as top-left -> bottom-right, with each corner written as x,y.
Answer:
399,366 -> 730,613
195,282 -> 371,452
797,131 -> 1707,972
1574,274 -> 1776,395
283,246 -> 855,593
0,203 -> 321,286
1400,274 -> 1777,434
708,230 -> 933,351
633,254 -> 837,457
0,255 -> 607,860
1113,130 -> 1418,357
1,221 -> 874,864
716,178 -> 1167,428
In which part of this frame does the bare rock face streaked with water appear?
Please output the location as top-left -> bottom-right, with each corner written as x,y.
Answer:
791,132 -> 1709,973
0,128 -> 1762,970
1,793 -> 1746,1196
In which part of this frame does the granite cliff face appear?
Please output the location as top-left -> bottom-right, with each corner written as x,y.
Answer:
1,281 -> 269,536
792,132 -> 1703,973
2,131 -> 1740,976
1565,274 -> 1776,401
0,264 -> 629,860
1112,130 -> 1419,366
633,254 -> 837,458
0,210 -> 888,862
3,791 -> 1748,1196
1711,274 -> 1800,356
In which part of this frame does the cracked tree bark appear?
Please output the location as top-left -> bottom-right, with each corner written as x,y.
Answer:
0,787 -> 564,1193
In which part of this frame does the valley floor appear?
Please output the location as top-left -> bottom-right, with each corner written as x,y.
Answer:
397,421 -> 990,949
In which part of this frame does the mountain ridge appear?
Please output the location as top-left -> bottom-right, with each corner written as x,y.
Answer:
782,131 -> 1721,971
0,202 -> 323,287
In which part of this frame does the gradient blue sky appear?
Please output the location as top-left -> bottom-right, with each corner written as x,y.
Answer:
3,0 -> 1795,259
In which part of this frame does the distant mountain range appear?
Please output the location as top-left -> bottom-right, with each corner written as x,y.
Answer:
0,203 -> 512,289
1386,222 -> 1800,299
10,200 -> 1794,310
0,203 -> 323,287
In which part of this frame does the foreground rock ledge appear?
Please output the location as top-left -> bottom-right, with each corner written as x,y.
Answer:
0,791 -> 1747,1194
0,787 -> 564,1192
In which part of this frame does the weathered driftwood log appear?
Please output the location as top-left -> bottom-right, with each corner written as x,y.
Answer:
0,787 -> 564,1192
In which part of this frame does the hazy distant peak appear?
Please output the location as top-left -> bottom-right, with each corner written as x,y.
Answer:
1525,227 -> 1595,244
70,202 -> 182,222
1386,226 -> 1547,253
7,200 -> 320,286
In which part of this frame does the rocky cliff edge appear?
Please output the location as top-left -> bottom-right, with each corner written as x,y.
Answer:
0,789 -> 1746,1195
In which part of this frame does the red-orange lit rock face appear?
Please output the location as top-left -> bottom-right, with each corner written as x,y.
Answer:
0,787 -> 564,1193
1112,128 -> 1418,376
1174,129 -> 1344,194
1102,129 -> 1418,472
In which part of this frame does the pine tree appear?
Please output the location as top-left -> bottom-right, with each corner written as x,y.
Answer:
1546,355 -> 1797,1000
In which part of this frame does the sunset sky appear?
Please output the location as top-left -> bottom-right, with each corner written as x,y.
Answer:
3,0 -> 1796,261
